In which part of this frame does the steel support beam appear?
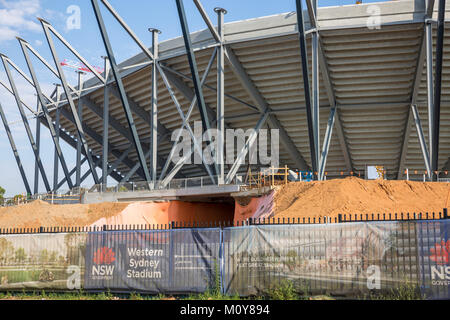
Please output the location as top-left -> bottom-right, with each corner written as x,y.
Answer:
54,105 -> 60,190
225,112 -> 270,184
319,107 -> 336,181
17,39 -> 74,189
1,55 -> 51,192
426,21 -> 434,169
193,0 -> 221,43
411,104 -> 432,176
149,29 -> 161,189
295,0 -> 317,176
57,157 -> 88,190
39,116 -> 123,183
224,46 -> 309,171
216,8 -> 227,185
79,95 -> 174,179
398,15 -> 429,179
91,0 -> 151,185
0,101 -> 32,195
304,0 -> 353,175
40,20 -> 100,185
431,0 -> 446,179
76,71 -> 85,187
56,105 -> 146,181
102,57 -> 110,189
34,113 -> 41,194
311,1 -> 320,176
157,49 -> 218,185
175,0 -> 214,142
157,63 -> 216,183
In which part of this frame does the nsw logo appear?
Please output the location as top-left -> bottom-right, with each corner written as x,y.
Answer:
91,247 -> 116,280
429,240 -> 450,285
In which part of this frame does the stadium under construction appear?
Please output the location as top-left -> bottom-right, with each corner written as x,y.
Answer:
0,0 -> 449,201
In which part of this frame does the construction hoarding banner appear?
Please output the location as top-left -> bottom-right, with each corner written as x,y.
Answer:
222,222 -> 421,297
84,229 -> 221,294
0,221 -> 448,299
0,233 -> 86,291
417,220 -> 450,300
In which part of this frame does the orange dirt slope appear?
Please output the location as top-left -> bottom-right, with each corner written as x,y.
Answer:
0,200 -> 129,229
273,177 -> 450,220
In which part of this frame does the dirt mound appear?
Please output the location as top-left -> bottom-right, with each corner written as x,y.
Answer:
273,177 -> 450,220
0,201 -> 129,229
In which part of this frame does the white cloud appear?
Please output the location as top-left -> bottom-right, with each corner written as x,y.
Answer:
0,0 -> 42,43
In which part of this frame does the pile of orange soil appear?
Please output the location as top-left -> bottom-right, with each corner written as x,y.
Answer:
0,200 -> 129,229
273,177 -> 450,220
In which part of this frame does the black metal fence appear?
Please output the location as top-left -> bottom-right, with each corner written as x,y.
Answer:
0,214 -> 448,299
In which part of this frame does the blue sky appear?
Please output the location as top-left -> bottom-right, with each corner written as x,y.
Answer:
0,0 -> 387,197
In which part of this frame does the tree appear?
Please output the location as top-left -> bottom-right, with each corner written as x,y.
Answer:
0,186 -> 5,205
15,248 -> 26,263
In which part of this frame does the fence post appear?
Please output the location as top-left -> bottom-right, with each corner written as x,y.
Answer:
170,221 -> 175,229
39,226 -> 44,233
103,225 -> 107,232
338,214 -> 342,223
444,208 -> 448,219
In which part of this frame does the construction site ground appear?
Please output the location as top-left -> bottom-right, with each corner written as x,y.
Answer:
0,177 -> 449,229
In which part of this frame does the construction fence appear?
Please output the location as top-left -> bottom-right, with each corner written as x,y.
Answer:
0,220 -> 448,299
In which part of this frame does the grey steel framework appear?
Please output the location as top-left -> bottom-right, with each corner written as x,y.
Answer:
0,0 -> 449,195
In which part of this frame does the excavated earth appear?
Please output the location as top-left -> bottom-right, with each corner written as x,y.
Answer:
0,177 -> 448,229
273,177 -> 450,220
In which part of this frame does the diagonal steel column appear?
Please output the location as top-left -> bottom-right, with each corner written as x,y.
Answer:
225,112 -> 270,184
431,0 -> 446,180
17,38 -> 74,189
175,0 -> 218,179
224,46 -> 309,171
57,157 -> 87,190
91,0 -> 151,185
1,55 -> 51,192
39,116 -> 124,183
411,104 -> 432,177
157,49 -> 218,184
40,20 -> 100,185
157,63 -> 216,183
295,0 -> 317,176
0,101 -> 32,195
319,107 -> 336,181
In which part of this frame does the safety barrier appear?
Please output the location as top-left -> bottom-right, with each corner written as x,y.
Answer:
0,219 -> 448,299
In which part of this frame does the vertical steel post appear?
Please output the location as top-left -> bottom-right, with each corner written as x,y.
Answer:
102,56 -> 110,191
53,96 -> 60,191
215,8 -> 227,185
295,0 -> 317,177
34,113 -> 41,195
426,21 -> 434,163
432,0 -> 446,180
311,0 -> 320,179
91,0 -> 151,185
0,102 -> 32,195
149,29 -> 161,189
76,71 -> 85,188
